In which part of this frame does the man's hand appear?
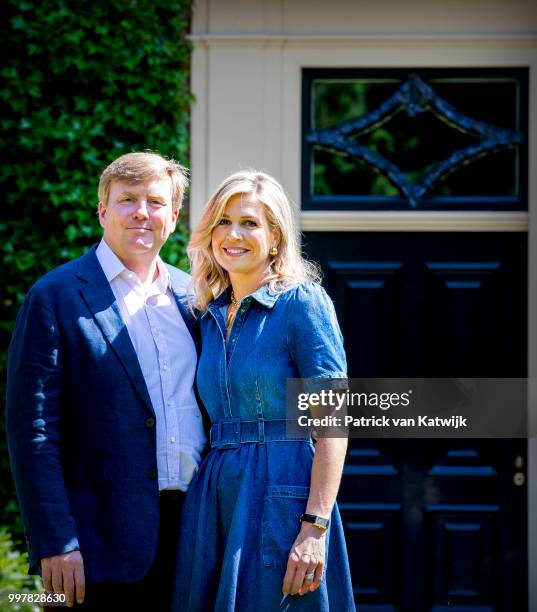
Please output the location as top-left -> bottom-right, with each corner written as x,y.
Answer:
41,551 -> 85,608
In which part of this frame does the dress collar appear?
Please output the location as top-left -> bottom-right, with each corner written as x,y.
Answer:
209,283 -> 281,312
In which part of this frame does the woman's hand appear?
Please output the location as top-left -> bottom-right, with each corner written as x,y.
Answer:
282,522 -> 326,597
281,438 -> 347,599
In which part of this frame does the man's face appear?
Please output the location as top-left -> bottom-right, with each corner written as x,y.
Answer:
98,176 -> 179,262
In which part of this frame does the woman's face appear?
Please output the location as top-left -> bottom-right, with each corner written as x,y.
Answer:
211,194 -> 280,284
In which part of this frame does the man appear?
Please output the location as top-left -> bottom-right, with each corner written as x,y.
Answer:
6,152 -> 206,610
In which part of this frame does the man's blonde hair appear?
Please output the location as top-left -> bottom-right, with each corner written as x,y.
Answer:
98,152 -> 188,210
189,170 -> 320,311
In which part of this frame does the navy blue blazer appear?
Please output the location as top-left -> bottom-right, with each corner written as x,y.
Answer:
5,245 -> 200,582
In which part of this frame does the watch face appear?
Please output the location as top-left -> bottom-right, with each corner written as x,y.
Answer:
301,513 -> 329,529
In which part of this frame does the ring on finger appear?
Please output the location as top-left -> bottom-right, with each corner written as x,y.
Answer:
304,571 -> 315,581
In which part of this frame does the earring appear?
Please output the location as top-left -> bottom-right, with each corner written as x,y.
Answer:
269,246 -> 278,256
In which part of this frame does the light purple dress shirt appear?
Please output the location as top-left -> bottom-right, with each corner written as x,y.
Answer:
96,239 -> 206,491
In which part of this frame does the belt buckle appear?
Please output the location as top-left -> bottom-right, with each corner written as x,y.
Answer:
219,417 -> 241,449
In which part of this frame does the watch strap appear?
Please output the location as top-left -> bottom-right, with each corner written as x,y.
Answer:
300,513 -> 330,531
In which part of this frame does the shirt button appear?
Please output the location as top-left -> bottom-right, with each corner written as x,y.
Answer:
170,437 -> 176,443
145,417 -> 155,428
147,469 -> 157,480
162,364 -> 168,371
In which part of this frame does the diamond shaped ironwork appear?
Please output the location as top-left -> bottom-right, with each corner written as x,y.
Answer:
306,74 -> 523,208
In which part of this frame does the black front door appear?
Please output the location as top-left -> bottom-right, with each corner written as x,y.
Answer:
304,231 -> 527,612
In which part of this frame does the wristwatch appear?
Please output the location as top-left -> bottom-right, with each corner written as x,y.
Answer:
300,513 -> 329,531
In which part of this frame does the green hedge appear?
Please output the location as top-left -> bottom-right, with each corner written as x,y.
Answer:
0,529 -> 43,610
1,0 -> 193,545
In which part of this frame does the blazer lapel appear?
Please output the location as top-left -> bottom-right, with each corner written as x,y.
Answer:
76,248 -> 155,415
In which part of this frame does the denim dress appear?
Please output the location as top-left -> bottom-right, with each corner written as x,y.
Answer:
172,282 -> 356,611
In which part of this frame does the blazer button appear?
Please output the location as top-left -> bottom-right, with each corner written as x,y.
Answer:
147,469 -> 157,480
145,417 -> 155,428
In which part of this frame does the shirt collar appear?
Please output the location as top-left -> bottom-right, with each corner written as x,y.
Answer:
95,238 -> 171,290
154,259 -> 172,292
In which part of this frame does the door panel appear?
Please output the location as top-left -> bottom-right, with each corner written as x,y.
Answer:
304,232 -> 527,611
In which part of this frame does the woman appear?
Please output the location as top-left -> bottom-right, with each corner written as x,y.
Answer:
173,171 -> 355,611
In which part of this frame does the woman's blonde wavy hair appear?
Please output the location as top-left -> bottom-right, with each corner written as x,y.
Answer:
189,170 -> 320,311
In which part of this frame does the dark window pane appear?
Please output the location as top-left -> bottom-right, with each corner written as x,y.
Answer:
431,79 -> 519,131
313,80 -> 400,130
430,147 -> 518,197
304,70 -> 526,210
313,147 -> 400,197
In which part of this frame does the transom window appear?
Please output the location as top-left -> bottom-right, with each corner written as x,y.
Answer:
302,68 -> 528,211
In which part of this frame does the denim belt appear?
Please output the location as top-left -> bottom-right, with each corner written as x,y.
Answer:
209,418 -> 312,450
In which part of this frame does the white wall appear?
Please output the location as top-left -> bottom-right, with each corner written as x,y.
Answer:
190,0 -> 537,226
194,0 -> 537,35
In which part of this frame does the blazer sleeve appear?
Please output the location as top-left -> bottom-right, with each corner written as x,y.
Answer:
6,284 -> 80,571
